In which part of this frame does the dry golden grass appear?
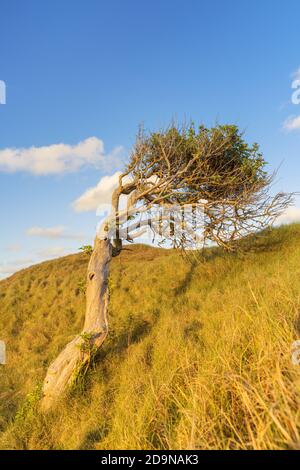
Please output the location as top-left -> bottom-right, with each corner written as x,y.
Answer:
1,225 -> 300,449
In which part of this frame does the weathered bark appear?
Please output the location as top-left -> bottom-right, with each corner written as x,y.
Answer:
40,238 -> 112,411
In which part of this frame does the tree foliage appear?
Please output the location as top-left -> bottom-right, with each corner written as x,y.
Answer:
103,123 -> 293,252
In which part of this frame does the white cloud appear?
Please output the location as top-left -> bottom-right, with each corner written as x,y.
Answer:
6,243 -> 22,252
27,225 -> 65,238
0,244 -> 77,279
276,207 -> 300,225
0,259 -> 34,278
292,67 -> 300,80
0,137 -> 123,175
0,244 -> 76,278
36,246 -> 72,260
282,115 -> 300,132
72,171 -> 121,212
26,225 -> 84,240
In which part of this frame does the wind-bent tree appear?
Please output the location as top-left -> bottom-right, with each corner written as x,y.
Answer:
41,123 -> 293,410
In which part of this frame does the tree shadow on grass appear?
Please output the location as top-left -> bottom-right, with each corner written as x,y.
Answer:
75,318 -> 153,390
174,262 -> 198,295
77,319 -> 153,449
108,319 -> 152,356
294,312 -> 300,337
79,425 -> 109,450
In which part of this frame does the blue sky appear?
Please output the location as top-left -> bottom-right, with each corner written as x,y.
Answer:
0,0 -> 300,277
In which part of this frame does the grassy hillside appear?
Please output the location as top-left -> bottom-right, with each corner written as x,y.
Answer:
1,225 -> 300,450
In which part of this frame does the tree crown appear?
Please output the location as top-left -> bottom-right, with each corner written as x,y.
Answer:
102,122 -> 292,253
127,124 -> 268,205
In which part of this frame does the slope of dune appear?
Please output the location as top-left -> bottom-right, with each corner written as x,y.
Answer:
1,226 -> 300,450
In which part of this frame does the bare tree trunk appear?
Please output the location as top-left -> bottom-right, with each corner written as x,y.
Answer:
40,238 -> 112,411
